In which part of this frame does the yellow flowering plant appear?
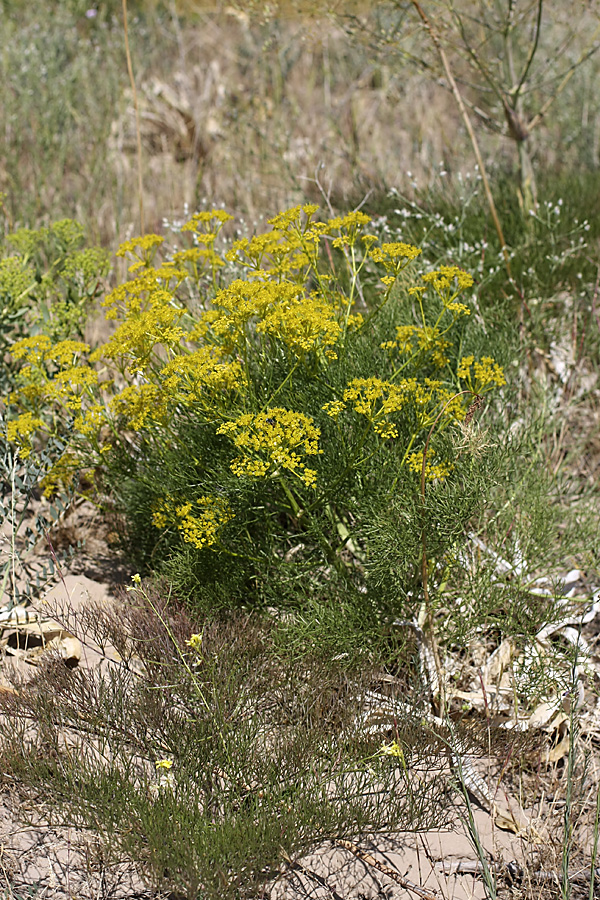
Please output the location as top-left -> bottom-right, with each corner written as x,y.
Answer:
4,205 -> 505,614
0,216 -> 109,397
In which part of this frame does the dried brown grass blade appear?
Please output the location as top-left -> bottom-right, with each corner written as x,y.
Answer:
334,839 -> 437,900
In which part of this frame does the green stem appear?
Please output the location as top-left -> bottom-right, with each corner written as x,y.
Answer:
359,285 -> 394,332
279,475 -> 302,518
301,421 -> 373,517
262,360 -> 300,411
419,389 -> 478,717
137,584 -> 233,767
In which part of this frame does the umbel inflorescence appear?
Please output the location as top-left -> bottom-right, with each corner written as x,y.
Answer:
6,205 -> 505,559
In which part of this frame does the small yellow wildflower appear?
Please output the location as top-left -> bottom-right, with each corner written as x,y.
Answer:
185,633 -> 203,652
322,399 -> 346,419
97,296 -> 186,371
126,573 -> 142,592
257,290 -> 341,358
151,758 -> 176,796
52,365 -> 99,410
40,450 -> 79,498
172,245 -> 222,265
268,205 -> 303,230
380,740 -> 404,760
339,377 -> 435,440
456,356 -> 475,378
47,340 -> 90,368
198,280 -> 294,351
327,211 -> 371,231
343,377 -> 412,420
381,325 -> 416,355
73,402 -> 106,439
99,265 -> 187,319
422,264 -> 473,292
10,334 -> 52,364
161,349 -> 245,406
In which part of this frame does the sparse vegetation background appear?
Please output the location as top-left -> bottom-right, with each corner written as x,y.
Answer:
1,1 -> 600,898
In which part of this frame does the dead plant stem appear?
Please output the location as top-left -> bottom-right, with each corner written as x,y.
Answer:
122,0 -> 144,234
334,840 -> 437,900
410,1 -> 511,278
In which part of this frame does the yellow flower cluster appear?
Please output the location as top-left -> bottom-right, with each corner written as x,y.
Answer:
420,265 -> 473,314
181,209 -> 234,232
370,242 -> 422,281
176,210 -> 234,282
51,365 -> 100,411
97,304 -> 185,373
11,335 -> 87,366
380,740 -> 405,760
100,264 -> 187,320
416,325 -> 451,368
152,495 -> 234,550
8,336 -> 101,451
329,211 -> 372,248
225,207 -> 376,278
116,234 -> 164,271
109,383 -> 169,431
218,408 -> 321,487
5,411 -> 44,458
195,279 -> 281,349
161,348 -> 245,405
171,246 -> 225,276
40,450 -> 79,498
337,377 -> 413,439
73,402 -> 106,439
324,376 -> 464,440
185,632 -> 203,652
227,231 -> 310,280
380,325 -> 417,354
257,291 -> 341,358
457,356 -> 506,391
381,324 -> 451,367
268,204 -> 319,230
407,450 -> 453,481
193,280 -> 343,360
324,375 -> 468,452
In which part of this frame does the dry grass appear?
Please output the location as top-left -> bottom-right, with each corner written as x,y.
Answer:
5,1 -> 600,245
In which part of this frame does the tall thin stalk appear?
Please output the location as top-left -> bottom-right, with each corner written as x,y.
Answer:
122,0 -> 144,234
410,1 -> 511,278
419,390 -> 482,716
